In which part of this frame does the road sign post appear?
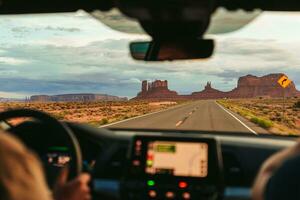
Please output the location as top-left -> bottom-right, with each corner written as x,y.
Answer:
277,75 -> 292,122
283,88 -> 285,122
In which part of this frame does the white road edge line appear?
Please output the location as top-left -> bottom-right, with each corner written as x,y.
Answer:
215,101 -> 258,135
100,103 -> 191,128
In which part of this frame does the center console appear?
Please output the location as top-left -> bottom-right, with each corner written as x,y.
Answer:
122,135 -> 224,200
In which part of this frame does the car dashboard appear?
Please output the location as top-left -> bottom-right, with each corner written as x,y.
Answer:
59,123 -> 296,200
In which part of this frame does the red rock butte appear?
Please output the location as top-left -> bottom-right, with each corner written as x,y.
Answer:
132,73 -> 300,100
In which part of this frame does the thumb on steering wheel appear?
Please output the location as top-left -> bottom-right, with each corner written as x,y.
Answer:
55,166 -> 69,188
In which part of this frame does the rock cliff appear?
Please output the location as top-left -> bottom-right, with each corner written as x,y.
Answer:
30,93 -> 127,102
229,74 -> 300,98
191,82 -> 228,99
133,73 -> 300,100
133,80 -> 179,100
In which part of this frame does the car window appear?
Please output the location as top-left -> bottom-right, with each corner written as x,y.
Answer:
0,11 -> 299,135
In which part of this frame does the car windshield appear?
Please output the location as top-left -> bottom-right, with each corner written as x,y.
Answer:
0,10 -> 299,136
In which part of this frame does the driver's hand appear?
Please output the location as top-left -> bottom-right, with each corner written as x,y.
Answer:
53,167 -> 91,200
252,141 -> 300,200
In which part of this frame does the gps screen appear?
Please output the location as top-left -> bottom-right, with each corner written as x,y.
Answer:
145,141 -> 208,177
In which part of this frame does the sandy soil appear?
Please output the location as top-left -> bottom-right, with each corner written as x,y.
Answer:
218,98 -> 300,135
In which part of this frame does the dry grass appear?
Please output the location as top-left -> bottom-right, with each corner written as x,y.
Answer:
0,100 -> 186,127
218,98 -> 300,135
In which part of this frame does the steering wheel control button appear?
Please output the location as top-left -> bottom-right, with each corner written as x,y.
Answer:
178,181 -> 188,189
165,191 -> 175,199
148,190 -> 157,198
182,192 -> 191,199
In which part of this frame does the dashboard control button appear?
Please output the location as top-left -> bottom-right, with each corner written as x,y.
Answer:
148,190 -> 157,198
182,192 -> 191,199
179,181 -> 188,189
136,140 -> 142,146
147,180 -> 155,187
165,191 -> 175,199
132,160 -> 140,166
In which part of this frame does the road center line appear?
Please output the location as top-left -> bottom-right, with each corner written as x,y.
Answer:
100,102 -> 194,128
176,120 -> 183,127
175,112 -> 193,127
215,101 -> 258,135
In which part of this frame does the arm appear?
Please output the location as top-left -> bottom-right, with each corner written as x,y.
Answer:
252,140 -> 300,200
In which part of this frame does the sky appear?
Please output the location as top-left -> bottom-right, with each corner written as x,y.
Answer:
0,10 -> 300,98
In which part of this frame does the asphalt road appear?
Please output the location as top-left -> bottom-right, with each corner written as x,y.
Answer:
104,100 -> 267,134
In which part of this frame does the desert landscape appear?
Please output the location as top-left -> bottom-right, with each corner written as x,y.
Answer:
218,98 -> 300,135
0,101 -> 183,126
0,73 -> 299,135
1,98 -> 299,135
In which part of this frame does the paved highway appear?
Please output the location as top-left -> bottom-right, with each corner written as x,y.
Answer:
104,100 -> 267,134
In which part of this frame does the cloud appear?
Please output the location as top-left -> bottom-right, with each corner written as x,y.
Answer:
0,91 -> 30,99
0,13 -> 299,100
0,77 -> 137,97
0,57 -> 29,65
11,26 -> 30,33
43,26 -> 81,32
1,36 -> 300,98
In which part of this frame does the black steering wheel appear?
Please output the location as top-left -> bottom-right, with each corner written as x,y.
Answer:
0,109 -> 82,187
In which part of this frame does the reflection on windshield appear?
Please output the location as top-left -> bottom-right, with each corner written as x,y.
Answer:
0,12 -> 299,135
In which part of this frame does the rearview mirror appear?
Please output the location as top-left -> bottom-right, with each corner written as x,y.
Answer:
130,39 -> 214,61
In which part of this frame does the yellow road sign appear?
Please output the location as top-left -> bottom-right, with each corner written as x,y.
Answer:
278,75 -> 292,88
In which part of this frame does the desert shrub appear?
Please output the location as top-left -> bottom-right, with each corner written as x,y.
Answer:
275,116 -> 282,122
250,117 -> 273,129
99,118 -> 109,125
114,113 -> 123,118
286,119 -> 296,128
236,109 -> 253,118
270,116 -> 282,122
294,101 -> 300,108
262,109 -> 269,115
53,113 -> 66,120
274,111 -> 281,117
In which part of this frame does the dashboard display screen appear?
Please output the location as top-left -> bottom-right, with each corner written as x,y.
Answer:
46,146 -> 71,167
145,141 -> 208,177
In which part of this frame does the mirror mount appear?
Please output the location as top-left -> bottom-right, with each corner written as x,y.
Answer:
139,20 -> 211,40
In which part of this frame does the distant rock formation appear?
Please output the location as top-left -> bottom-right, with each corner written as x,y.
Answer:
229,73 -> 300,98
133,80 -> 178,100
191,82 -> 228,99
133,73 -> 300,100
30,93 -> 127,102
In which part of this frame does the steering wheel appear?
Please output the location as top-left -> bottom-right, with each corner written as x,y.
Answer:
0,109 -> 82,187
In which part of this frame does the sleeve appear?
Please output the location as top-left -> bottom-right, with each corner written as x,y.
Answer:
0,131 -> 54,200
265,155 -> 300,200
